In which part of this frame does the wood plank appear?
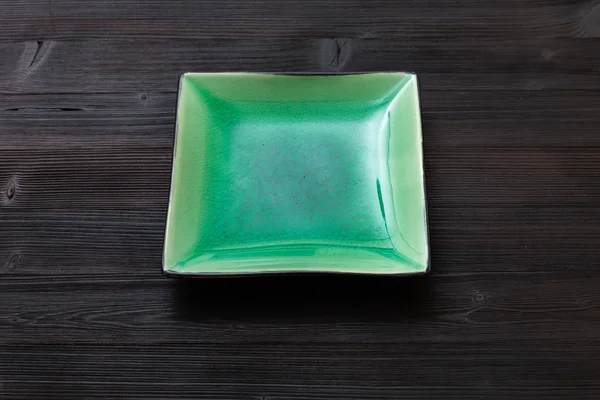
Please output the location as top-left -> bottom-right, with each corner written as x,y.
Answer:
1,343 -> 600,399
0,92 -> 176,148
0,0 -> 592,40
0,273 -> 599,344
2,90 -> 600,149
3,205 -> 600,275
3,38 -> 600,94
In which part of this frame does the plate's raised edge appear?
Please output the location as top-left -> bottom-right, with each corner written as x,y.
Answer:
178,71 -> 418,77
162,73 -> 187,277
163,268 -> 430,279
413,74 -> 431,275
162,72 -> 430,278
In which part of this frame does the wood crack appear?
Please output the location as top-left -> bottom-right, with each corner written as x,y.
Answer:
5,107 -> 84,112
29,41 -> 44,68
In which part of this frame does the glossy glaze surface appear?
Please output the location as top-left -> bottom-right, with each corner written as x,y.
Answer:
164,73 -> 428,275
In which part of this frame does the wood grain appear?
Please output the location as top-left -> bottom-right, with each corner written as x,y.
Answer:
1,272 -> 599,345
1,0 -> 598,40
1,344 -> 599,399
1,0 -> 600,398
3,39 -> 600,93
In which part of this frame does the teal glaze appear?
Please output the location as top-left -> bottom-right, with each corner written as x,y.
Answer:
164,73 -> 428,275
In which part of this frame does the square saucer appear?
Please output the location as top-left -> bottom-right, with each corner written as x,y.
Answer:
163,72 -> 429,276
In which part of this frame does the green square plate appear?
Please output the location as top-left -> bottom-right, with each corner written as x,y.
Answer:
163,72 -> 429,276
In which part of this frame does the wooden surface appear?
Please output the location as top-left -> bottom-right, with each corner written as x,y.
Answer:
2,0 -> 600,398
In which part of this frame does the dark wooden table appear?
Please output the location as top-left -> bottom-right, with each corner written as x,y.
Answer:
2,1 -> 600,398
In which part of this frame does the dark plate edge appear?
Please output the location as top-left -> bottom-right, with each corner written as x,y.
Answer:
414,74 -> 432,275
163,268 -> 429,279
